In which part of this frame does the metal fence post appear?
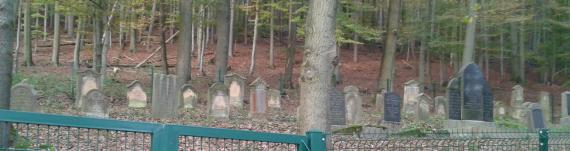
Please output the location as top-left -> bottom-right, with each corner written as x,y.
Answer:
539,129 -> 549,151
306,130 -> 326,151
151,125 -> 178,151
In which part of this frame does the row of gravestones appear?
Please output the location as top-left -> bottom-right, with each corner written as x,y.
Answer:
375,63 -> 495,130
506,84 -> 570,129
126,73 -> 283,119
327,86 -> 363,126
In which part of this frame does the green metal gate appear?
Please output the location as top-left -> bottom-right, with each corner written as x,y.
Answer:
0,110 -> 326,151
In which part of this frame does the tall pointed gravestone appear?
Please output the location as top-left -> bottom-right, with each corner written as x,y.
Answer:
539,91 -> 552,124
76,70 -> 101,109
225,73 -> 246,108
511,85 -> 526,121
344,86 -> 362,124
561,91 -> 570,125
10,80 -> 40,112
403,80 -> 421,121
208,82 -> 230,119
447,78 -> 461,120
151,74 -> 179,118
249,78 -> 268,118
127,81 -> 147,108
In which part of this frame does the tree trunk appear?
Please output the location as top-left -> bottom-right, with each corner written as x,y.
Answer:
243,0 -> 249,45
500,30 -> 504,80
148,0 -> 157,45
462,0 -> 477,66
73,19 -> 83,77
177,0 -> 193,84
518,24 -> 526,83
13,0 -> 22,74
43,4 -> 48,40
198,5 -> 205,75
65,15 -> 74,38
510,23 -> 520,82
378,0 -> 401,91
129,8 -> 137,52
248,0 -> 260,75
298,0 -> 337,134
24,0 -> 33,66
215,0 -> 230,82
159,0 -> 168,74
284,0 -> 297,89
0,0 -> 16,146
228,0 -> 235,57
51,3 -> 60,66
269,0 -> 275,68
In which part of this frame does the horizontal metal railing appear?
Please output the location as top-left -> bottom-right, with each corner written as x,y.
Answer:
0,110 -> 325,151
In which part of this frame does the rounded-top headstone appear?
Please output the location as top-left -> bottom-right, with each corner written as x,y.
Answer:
82,89 -> 108,118
10,80 -> 39,112
127,80 -> 147,108
179,84 -> 198,109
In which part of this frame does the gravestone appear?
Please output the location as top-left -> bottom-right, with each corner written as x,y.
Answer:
82,89 -> 108,118
384,92 -> 401,123
127,81 -> 147,108
179,84 -> 198,109
511,85 -> 524,107
418,93 -> 432,121
344,86 -> 362,124
447,78 -> 461,120
249,78 -> 268,118
460,63 -> 493,122
403,80 -> 421,120
328,88 -> 346,125
434,96 -> 448,118
208,83 -> 230,119
494,102 -> 506,120
268,89 -> 281,108
225,73 -> 246,108
10,80 -> 39,112
539,91 -> 552,124
151,74 -> 179,118
375,90 -> 387,114
561,91 -> 570,125
76,70 -> 101,109
527,103 -> 546,130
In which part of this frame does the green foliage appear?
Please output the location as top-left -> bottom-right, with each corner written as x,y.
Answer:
103,79 -> 127,100
495,118 -> 528,130
12,73 -> 74,101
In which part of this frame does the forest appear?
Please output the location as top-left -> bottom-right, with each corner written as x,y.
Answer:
0,0 -> 570,137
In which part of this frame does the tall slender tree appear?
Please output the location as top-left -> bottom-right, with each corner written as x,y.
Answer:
176,0 -> 193,84
298,0 -> 337,133
23,0 -> 33,66
51,2 -> 60,66
462,0 -> 477,66
215,0 -> 231,82
0,0 -> 16,147
378,0 -> 401,91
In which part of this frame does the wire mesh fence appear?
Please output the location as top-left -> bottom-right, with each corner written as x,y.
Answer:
178,136 -> 300,150
5,122 -> 152,151
328,129 -> 570,151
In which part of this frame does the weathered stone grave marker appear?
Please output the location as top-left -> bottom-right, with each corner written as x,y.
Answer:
127,81 -> 147,108
403,80 -> 420,120
249,78 -> 268,118
76,70 -> 101,109
82,89 -> 108,118
344,86 -> 362,124
561,91 -> 570,125
384,92 -> 401,123
10,80 -> 39,112
225,73 -> 246,108
328,88 -> 346,125
494,102 -> 506,120
179,84 -> 198,109
461,63 -> 493,122
527,103 -> 546,130
208,82 -> 230,119
511,85 -> 526,121
539,91 -> 552,124
151,74 -> 179,118
447,78 -> 461,120
434,96 -> 447,118
418,93 -> 432,121
375,89 -> 387,113
268,89 -> 281,108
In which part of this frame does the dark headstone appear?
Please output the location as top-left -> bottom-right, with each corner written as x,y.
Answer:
151,74 -> 179,118
447,78 -> 461,120
528,103 -> 546,129
461,63 -> 493,122
384,92 -> 401,122
328,88 -> 346,125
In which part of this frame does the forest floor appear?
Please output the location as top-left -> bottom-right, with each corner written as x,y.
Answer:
15,33 -> 569,133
